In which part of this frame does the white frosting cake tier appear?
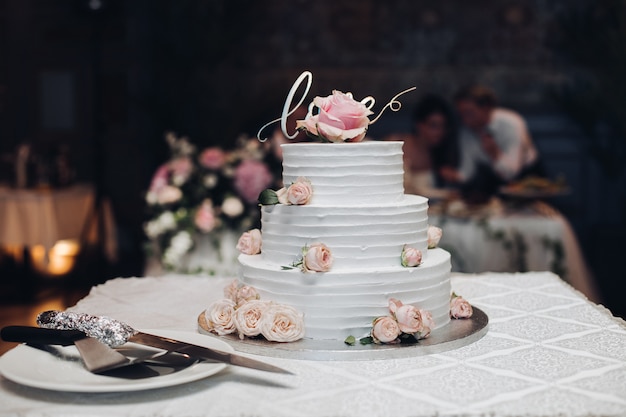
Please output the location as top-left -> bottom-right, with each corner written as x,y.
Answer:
261,195 -> 429,269
281,141 -> 404,205
239,248 -> 451,340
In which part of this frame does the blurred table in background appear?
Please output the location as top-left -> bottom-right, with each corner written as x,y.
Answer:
0,184 -> 117,277
429,198 -> 599,303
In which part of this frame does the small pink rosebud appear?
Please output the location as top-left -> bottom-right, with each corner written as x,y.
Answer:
450,295 -> 473,319
427,226 -> 443,249
401,246 -> 422,267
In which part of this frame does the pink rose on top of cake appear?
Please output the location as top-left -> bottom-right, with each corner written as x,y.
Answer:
261,304 -> 305,342
371,316 -> 401,344
236,229 -> 262,255
401,245 -> 422,267
389,298 -> 424,335
450,293 -> 473,319
302,243 -> 333,272
296,90 -> 374,142
234,159 -> 274,203
204,299 -> 237,336
427,225 -> 443,249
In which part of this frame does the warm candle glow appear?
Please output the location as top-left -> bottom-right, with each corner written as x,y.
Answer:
30,239 -> 80,276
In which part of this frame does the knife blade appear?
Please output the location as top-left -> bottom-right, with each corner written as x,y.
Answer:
127,331 -> 292,375
34,311 -> 294,375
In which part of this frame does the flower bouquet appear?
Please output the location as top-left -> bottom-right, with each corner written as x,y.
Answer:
144,132 -> 277,275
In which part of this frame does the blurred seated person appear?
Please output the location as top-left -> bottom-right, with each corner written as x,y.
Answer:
385,94 -> 458,200
441,85 -> 543,201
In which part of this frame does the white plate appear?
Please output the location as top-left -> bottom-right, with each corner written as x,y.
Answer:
0,329 -> 233,392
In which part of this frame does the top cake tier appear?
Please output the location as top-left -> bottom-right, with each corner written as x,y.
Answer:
281,141 -> 404,206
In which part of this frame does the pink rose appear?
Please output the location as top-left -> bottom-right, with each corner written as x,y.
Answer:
261,304 -> 305,342
194,200 -> 217,233
391,302 -> 424,335
236,229 -> 262,255
450,295 -> 473,319
371,316 -> 401,344
149,163 -> 170,192
275,187 -> 288,205
286,177 -> 313,205
296,90 -> 374,142
224,280 -> 239,302
199,147 -> 226,170
169,157 -> 193,186
156,185 -> 182,205
236,285 -> 260,307
234,300 -> 269,339
234,160 -> 274,203
427,226 -> 443,249
303,243 -> 333,272
204,299 -> 237,336
418,309 -> 435,339
401,246 -> 422,267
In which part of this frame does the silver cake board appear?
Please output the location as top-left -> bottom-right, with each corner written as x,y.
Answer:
197,307 -> 488,361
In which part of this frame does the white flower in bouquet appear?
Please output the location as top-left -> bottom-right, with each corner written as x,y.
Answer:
171,230 -> 193,253
222,196 -> 244,218
157,211 -> 176,231
203,174 -> 218,189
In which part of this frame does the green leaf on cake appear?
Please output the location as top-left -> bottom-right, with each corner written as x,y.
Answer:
344,335 -> 356,346
258,189 -> 279,205
359,336 -> 374,345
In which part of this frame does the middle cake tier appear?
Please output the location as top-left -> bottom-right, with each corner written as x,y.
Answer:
260,195 -> 429,270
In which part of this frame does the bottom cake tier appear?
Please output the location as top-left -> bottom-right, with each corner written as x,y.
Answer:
238,248 -> 452,340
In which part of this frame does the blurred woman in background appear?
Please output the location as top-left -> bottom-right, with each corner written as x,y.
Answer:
386,94 -> 458,200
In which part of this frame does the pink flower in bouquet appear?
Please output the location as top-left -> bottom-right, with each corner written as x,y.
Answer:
450,294 -> 473,319
149,163 -> 170,192
296,90 -> 374,142
234,159 -> 274,203
204,299 -> 237,336
236,229 -> 262,255
169,157 -> 193,186
401,246 -> 422,267
199,147 -> 226,170
194,199 -> 217,233
302,243 -> 333,272
234,300 -> 270,339
427,226 -> 443,249
371,316 -> 401,344
286,177 -> 313,205
155,185 -> 183,205
261,304 -> 305,342
236,285 -> 260,307
388,298 -> 424,334
418,309 -> 435,339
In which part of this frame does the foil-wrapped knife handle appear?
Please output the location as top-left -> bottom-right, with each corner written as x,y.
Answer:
1,326 -> 86,346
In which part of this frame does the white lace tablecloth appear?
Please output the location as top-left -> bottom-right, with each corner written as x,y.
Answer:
1,272 -> 625,417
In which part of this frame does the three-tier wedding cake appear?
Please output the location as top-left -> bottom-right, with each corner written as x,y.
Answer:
238,141 -> 452,340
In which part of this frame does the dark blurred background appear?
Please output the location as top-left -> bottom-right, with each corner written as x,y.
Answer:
0,0 -> 624,317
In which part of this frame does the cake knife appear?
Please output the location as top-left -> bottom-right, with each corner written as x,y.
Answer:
36,310 -> 293,375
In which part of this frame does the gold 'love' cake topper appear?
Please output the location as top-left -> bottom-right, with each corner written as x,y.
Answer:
257,71 -> 416,143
